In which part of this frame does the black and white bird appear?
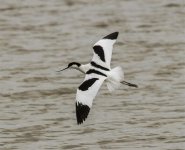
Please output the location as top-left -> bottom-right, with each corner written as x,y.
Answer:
58,32 -> 138,124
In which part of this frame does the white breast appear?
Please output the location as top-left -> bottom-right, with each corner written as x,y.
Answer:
79,64 -> 91,73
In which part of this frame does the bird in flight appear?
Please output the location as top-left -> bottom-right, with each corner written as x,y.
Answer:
58,32 -> 138,124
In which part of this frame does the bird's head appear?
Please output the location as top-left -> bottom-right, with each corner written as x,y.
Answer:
57,62 -> 81,72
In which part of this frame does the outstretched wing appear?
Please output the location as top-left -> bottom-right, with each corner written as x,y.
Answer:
91,32 -> 119,69
76,74 -> 106,124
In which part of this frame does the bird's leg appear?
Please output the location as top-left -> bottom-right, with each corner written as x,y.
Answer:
121,81 -> 138,88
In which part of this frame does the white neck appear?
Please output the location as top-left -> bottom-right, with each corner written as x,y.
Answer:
78,64 -> 91,74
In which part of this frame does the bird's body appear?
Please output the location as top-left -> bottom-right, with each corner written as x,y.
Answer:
78,62 -> 124,91
58,32 -> 138,124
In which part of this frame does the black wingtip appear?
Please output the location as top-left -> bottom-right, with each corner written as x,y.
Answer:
76,102 -> 90,125
103,32 -> 119,40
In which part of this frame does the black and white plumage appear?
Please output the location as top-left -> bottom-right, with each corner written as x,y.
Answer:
58,32 -> 138,124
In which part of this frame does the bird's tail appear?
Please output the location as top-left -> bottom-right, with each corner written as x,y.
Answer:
106,66 -> 124,92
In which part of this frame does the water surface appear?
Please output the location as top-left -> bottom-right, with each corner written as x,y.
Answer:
0,0 -> 185,149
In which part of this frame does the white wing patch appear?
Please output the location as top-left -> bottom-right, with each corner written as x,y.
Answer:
92,32 -> 119,69
76,74 -> 106,124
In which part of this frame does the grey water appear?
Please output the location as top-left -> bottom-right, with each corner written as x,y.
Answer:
0,0 -> 185,149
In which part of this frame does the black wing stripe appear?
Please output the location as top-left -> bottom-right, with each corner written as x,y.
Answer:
103,32 -> 119,40
91,61 -> 110,71
76,102 -> 90,124
86,69 -> 107,77
93,45 -> 105,62
78,78 -> 99,91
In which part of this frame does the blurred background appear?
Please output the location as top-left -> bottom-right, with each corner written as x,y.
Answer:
0,0 -> 185,149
